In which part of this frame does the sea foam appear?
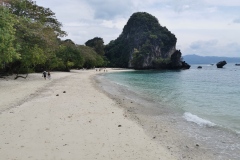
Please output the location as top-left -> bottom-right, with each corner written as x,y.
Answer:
183,112 -> 216,127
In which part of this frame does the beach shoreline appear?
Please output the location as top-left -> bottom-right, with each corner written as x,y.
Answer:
2,68 -> 236,159
95,68 -> 240,160
0,69 -> 177,160
94,70 -> 218,160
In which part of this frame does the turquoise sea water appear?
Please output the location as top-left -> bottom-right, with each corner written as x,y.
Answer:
101,63 -> 240,159
105,64 -> 240,133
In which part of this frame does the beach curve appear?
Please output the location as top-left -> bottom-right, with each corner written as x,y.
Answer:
0,69 -> 175,160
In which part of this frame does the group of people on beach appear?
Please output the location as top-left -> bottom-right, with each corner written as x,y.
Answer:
42,71 -> 51,80
96,68 -> 107,72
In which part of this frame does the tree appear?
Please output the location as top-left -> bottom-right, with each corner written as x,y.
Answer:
2,0 -> 66,73
0,6 -> 20,70
12,17 -> 48,73
4,0 -> 66,37
77,45 -> 105,69
56,40 -> 84,71
85,37 -> 105,56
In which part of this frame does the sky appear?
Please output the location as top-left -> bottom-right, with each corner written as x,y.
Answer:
36,0 -> 240,57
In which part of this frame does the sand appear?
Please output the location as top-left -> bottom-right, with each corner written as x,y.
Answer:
0,70 -> 176,160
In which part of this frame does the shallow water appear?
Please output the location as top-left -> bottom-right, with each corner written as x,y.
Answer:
99,64 -> 240,159
105,64 -> 240,133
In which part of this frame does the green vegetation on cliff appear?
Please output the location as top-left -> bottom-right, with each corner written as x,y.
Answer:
105,12 -> 177,69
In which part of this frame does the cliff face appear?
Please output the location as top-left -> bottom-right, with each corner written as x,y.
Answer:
129,46 -> 176,68
105,12 -> 188,69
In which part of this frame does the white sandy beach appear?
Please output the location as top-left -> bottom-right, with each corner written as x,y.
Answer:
0,69 -> 177,160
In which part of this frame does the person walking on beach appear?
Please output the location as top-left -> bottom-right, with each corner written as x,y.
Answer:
42,71 -> 47,80
47,71 -> 51,80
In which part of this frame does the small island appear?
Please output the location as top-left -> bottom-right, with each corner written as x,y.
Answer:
105,12 -> 190,70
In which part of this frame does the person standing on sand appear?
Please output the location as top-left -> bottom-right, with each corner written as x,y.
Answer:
42,71 -> 47,80
47,71 -> 51,80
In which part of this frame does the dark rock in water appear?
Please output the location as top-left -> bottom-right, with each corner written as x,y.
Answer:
197,66 -> 202,69
118,125 -> 122,127
63,91 -> 66,93
182,61 -> 191,69
235,63 -> 240,66
56,94 -> 59,96
169,50 -> 191,69
216,61 -> 227,68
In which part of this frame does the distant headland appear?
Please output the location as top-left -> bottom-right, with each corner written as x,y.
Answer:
183,54 -> 240,64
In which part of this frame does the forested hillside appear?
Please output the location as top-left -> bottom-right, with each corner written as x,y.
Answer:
0,0 -> 106,76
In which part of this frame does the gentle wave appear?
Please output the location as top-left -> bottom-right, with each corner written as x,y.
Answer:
183,112 -> 216,127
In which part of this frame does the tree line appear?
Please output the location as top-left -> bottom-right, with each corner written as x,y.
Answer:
0,0 -> 107,77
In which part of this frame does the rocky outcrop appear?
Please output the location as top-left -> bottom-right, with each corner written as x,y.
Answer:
216,61 -> 227,68
169,50 -> 182,69
169,50 -> 191,69
182,62 -> 191,69
105,12 -> 190,70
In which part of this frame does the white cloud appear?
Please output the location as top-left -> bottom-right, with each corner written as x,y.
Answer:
184,39 -> 240,57
101,18 -> 127,30
190,39 -> 218,50
82,0 -> 134,20
203,0 -> 240,6
233,18 -> 240,23
36,0 -> 240,57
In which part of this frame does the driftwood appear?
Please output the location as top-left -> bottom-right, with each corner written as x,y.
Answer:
14,73 -> 28,80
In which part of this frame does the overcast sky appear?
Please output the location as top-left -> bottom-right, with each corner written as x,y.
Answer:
36,0 -> 240,57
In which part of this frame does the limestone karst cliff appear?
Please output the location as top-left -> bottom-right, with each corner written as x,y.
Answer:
105,12 -> 189,69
